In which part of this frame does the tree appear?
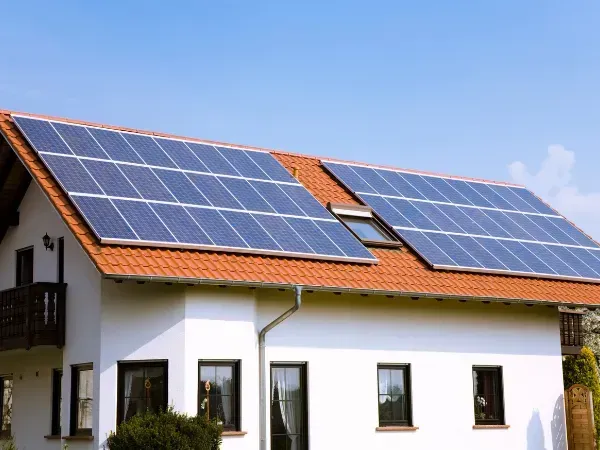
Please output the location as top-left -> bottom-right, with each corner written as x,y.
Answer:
563,346 -> 600,444
582,310 -> 600,356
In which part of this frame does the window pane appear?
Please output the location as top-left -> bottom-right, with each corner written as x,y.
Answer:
342,217 -> 393,241
2,378 -> 12,432
199,363 -> 239,430
390,369 -> 405,395
77,369 -> 93,430
378,369 -> 391,396
473,368 -> 502,423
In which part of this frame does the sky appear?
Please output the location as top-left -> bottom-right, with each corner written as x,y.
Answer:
1,1 -> 600,238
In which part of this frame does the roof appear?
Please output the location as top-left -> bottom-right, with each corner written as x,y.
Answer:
1,109 -> 600,306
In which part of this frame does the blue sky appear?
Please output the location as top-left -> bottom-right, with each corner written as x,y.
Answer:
1,1 -> 600,237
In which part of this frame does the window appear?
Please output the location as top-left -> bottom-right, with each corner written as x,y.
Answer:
51,369 -> 62,436
0,376 -> 12,438
70,365 -> 93,436
117,361 -> 168,425
328,203 -> 400,247
198,361 -> 240,431
16,247 -> 33,286
271,363 -> 308,450
377,364 -> 411,427
472,366 -> 505,425
57,237 -> 65,284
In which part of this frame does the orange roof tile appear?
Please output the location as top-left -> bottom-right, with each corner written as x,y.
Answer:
2,109 -> 600,306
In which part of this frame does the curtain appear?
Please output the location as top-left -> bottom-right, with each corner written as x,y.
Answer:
220,376 -> 231,424
273,368 -> 302,450
123,370 -> 134,420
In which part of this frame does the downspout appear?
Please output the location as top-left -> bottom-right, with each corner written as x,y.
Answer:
259,285 -> 302,450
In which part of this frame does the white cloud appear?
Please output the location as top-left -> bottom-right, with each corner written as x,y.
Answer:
508,145 -> 600,240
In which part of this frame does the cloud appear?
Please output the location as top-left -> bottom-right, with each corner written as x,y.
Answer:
508,145 -> 600,240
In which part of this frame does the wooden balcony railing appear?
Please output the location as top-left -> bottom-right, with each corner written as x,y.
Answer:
0,283 -> 66,351
560,311 -> 583,354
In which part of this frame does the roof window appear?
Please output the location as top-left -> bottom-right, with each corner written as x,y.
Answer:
328,203 -> 401,248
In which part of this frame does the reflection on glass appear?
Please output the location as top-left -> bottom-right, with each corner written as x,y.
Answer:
199,363 -> 236,429
78,369 -> 93,431
122,365 -> 165,422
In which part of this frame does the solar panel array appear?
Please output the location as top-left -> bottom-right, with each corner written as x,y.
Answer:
13,115 -> 376,263
323,160 -> 600,282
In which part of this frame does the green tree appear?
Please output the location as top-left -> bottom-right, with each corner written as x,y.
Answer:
563,346 -> 600,444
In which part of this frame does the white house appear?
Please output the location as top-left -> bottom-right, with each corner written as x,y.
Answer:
0,109 -> 596,450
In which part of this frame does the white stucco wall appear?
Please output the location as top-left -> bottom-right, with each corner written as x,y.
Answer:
0,182 -> 101,450
97,283 -> 567,450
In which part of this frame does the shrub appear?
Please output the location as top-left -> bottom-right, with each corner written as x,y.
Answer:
106,407 -> 222,450
563,346 -> 600,444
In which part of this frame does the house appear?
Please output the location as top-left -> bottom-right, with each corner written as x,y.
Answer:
0,109 -> 597,450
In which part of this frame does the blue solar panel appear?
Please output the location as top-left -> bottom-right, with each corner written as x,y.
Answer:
279,184 -> 333,220
71,196 -> 137,240
387,199 -> 440,230
324,160 -> 600,281
12,117 -> 73,155
153,169 -> 210,206
219,178 -> 276,213
216,146 -> 269,180
351,166 -> 399,196
359,194 -> 414,228
113,200 -> 176,242
186,174 -> 243,210
395,230 -> 457,266
285,218 -> 344,256
81,160 -> 140,198
186,143 -> 239,176
185,208 -> 247,248
87,127 -> 144,164
245,151 -> 298,183
154,138 -> 209,173
40,154 -> 103,194
467,182 -> 515,211
16,116 -> 375,263
121,133 -> 178,168
376,170 -> 425,200
425,233 -> 482,268
118,165 -> 176,202
445,179 -> 494,208
150,203 -> 213,245
400,173 -> 449,203
254,215 -> 314,254
53,123 -> 109,159
220,211 -> 281,251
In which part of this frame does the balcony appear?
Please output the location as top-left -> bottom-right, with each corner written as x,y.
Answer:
0,283 -> 66,351
560,311 -> 583,355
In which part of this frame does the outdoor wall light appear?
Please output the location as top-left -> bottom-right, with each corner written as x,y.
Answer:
43,233 -> 54,251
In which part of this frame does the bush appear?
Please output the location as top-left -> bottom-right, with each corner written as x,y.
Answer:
563,346 -> 600,444
106,407 -> 222,450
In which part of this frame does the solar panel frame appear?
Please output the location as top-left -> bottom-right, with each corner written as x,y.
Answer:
13,115 -> 377,264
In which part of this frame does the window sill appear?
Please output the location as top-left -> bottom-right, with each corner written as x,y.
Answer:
376,426 -> 419,432
473,425 -> 510,429
222,431 -> 248,436
44,435 -> 62,440
63,435 -> 94,441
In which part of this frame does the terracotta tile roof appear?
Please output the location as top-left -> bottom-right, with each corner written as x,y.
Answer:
2,109 -> 600,306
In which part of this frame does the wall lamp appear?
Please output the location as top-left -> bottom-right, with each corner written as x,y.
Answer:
42,233 -> 54,251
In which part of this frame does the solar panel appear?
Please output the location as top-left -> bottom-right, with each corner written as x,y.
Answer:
323,160 -> 600,282
13,115 -> 376,264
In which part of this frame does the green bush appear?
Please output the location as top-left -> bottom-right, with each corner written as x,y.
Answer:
563,346 -> 600,444
106,407 -> 222,450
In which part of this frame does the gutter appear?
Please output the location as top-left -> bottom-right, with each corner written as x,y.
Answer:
258,285 -> 303,450
102,273 -> 598,309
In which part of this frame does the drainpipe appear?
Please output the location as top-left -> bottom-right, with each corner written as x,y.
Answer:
259,285 -> 302,450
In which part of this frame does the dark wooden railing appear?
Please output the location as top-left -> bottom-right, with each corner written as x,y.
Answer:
560,311 -> 583,349
0,283 -> 66,351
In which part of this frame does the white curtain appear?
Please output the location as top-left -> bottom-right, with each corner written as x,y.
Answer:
123,371 -> 134,420
273,368 -> 302,450
220,376 -> 232,425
